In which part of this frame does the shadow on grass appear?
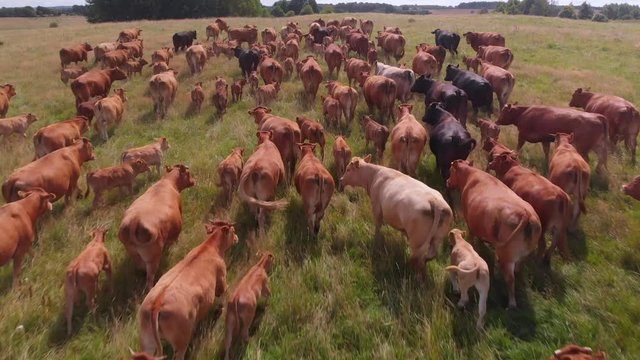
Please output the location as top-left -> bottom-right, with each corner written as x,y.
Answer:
591,171 -> 610,192
282,198 -> 321,264
138,109 -> 158,124
567,227 -> 589,261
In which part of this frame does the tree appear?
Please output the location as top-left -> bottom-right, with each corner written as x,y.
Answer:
578,2 -> 593,19
529,0 -> 550,16
320,4 -> 335,14
558,4 -> 577,19
272,5 -> 285,17
299,3 -> 314,15
592,13 -> 608,22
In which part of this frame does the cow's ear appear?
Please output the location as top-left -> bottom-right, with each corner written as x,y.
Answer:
461,230 -> 467,238
363,154 -> 372,163
468,160 -> 474,167
265,107 -> 272,113
576,88 -> 583,94
165,166 -> 172,173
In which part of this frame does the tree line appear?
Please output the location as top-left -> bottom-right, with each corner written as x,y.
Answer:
496,0 -> 640,21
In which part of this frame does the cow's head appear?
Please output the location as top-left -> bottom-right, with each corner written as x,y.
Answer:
622,175 -> 640,201
551,344 -> 605,360
487,152 -> 519,177
297,142 -> 317,159
462,56 -> 481,73
478,119 -> 500,140
482,137 -> 499,152
166,164 -> 196,190
204,219 -> 238,252
109,67 -> 128,81
397,103 -> 413,118
448,228 -> 466,246
340,155 -> 372,188
1,83 -> 16,98
569,88 -> 592,108
17,188 -> 55,214
256,131 -> 273,144
114,88 -> 127,102
83,42 -> 93,51
25,113 -> 38,124
357,71 -> 370,87
257,251 -> 275,272
446,159 -> 472,190
410,74 -> 434,95
232,147 -> 244,158
89,225 -> 109,243
156,137 -> 170,151
495,104 -> 521,126
443,64 -> 459,82
462,32 -> 475,43
554,133 -> 574,147
431,29 -> 441,35
423,103 -> 448,127
131,159 -> 151,174
76,138 -> 95,161
248,106 -> 271,124
139,59 -> 149,67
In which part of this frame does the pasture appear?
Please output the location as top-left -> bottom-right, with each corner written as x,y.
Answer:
0,12 -> 639,360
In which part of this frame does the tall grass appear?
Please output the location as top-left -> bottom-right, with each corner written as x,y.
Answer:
0,13 -> 639,360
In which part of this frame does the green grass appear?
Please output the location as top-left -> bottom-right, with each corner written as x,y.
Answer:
0,13 -> 639,360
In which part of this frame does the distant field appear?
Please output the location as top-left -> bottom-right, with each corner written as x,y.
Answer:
0,13 -> 639,360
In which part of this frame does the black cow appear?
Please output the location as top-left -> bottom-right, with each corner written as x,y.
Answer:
234,47 -> 260,78
423,103 -> 476,182
172,30 -> 197,52
444,64 -> 493,117
431,29 -> 460,56
311,28 -> 330,44
411,75 -> 468,127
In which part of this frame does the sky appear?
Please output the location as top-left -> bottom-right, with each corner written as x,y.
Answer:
1,0 -> 638,8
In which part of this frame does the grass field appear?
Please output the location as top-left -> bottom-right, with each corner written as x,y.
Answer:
1,12 -> 640,360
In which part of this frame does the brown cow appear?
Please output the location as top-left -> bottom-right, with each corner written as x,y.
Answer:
383,26 -> 403,35
488,154 -> 572,261
326,80 -> 358,124
248,107 -> 301,181
344,58 -> 370,88
215,18 -> 229,33
212,80 -> 229,120
332,136 -> 352,191
548,133 -> 590,227
284,39 -> 300,62
360,115 -> 390,161
261,27 -> 277,43
255,82 -> 280,107
71,68 -> 127,107
496,104 -> 608,172
570,88 -> 640,163
258,56 -> 284,85
118,39 -> 144,58
93,42 -> 117,64
217,147 -> 244,205
60,43 -> 93,68
149,70 -> 178,120
321,95 -> 341,128
2,138 -> 94,203
231,79 -> 246,103
0,189 -> 54,287
248,71 -> 260,95
417,43 -> 446,75
463,31 -> 505,52
84,159 -> 150,208
118,165 -> 196,290
206,23 -> 221,41
472,59 -> 515,110
0,113 -> 38,139
476,45 -> 513,70
478,118 -> 500,145
376,32 -> 406,63
412,49 -> 438,77
60,66 -> 88,85
447,160 -> 541,308
341,16 -> 358,28
94,88 -> 127,141
358,72 -> 397,123
445,228 -> 490,330
122,58 -> 148,78
150,61 -> 169,75
550,344 -> 606,360
283,57 -> 295,79
390,104 -> 427,176
294,143 -> 335,235
224,252 -> 274,360
151,47 -> 174,65
482,137 -> 515,165
102,49 -> 131,69
367,42 -> 378,66
324,43 -> 344,78
76,96 -> 101,122
138,220 -> 236,359
238,131 -> 288,232
33,115 -> 89,158
296,116 -> 326,160
299,56 -> 323,102
0,84 -> 17,118
64,226 -> 112,336
185,44 -> 212,75
190,82 -> 205,113
622,175 -> 640,200
228,26 -> 258,46
346,30 -> 369,58
121,137 -> 171,174
118,28 -> 142,43
359,19 -> 374,37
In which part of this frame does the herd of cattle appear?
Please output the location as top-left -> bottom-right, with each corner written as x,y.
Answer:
0,14 -> 633,360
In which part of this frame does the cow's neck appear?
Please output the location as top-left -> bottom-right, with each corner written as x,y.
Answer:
21,196 -> 45,223
359,164 -> 381,194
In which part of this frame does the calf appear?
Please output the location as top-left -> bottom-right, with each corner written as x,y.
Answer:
444,64 -> 493,117
622,175 -> 640,201
345,58 -> 371,88
284,39 -> 300,61
294,143 -> 335,235
151,48 -> 173,65
549,133 -> 590,227
0,113 -> 38,139
0,189 -> 54,287
217,148 -> 244,206
138,220 -> 236,359
121,137 -> 171,174
488,153 -> 572,261
342,156 -> 453,274
367,43 -> 378,66
326,81 -> 358,125
190,82 -> 205,113
94,88 -> 127,141
237,131 -> 288,232
477,45 -> 514,70
224,252 -> 274,360
60,43 -> 93,68
375,62 -> 415,102
478,118 -> 500,144
2,138 -> 95,203
206,23 -> 221,41
284,57 -> 295,79
149,70 -> 178,120
447,160 -> 541,308
412,49 -> 438,77
248,71 -> 260,95
118,165 -> 196,290
431,29 -> 460,56
483,137 -> 515,164
332,136 -> 352,191
255,82 -> 280,107
71,68 -> 127,107
122,58 -> 148,78
185,44 -> 211,75
497,104 -> 608,172
423,103 -> 476,180
212,80 -> 229,120
258,56 -> 284,85
76,96 -> 101,122
376,32 -> 406,63
64,226 -> 112,336
262,27 -> 277,43
33,115 -> 89,158
358,72 -> 397,123
172,30 -> 197,52
296,116 -> 326,160
231,79 -> 246,103
411,75 -> 468,126
417,43 -> 446,75
60,66 -> 88,85
0,84 -> 17,118
299,56 -> 323,102
390,104 -> 427,176
324,44 -> 344,77
476,59 -> 515,110
321,95 -> 341,128
360,115 -> 390,161
445,229 -> 490,330
84,159 -> 150,208
360,19 -> 374,37
550,345 -> 606,360
570,88 -> 640,163
463,31 -> 506,52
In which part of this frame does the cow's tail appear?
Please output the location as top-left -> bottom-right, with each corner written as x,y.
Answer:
506,212 -> 540,251
237,171 -> 288,210
445,264 -> 478,275
140,306 -> 163,356
426,203 -> 442,251
400,135 -> 410,174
